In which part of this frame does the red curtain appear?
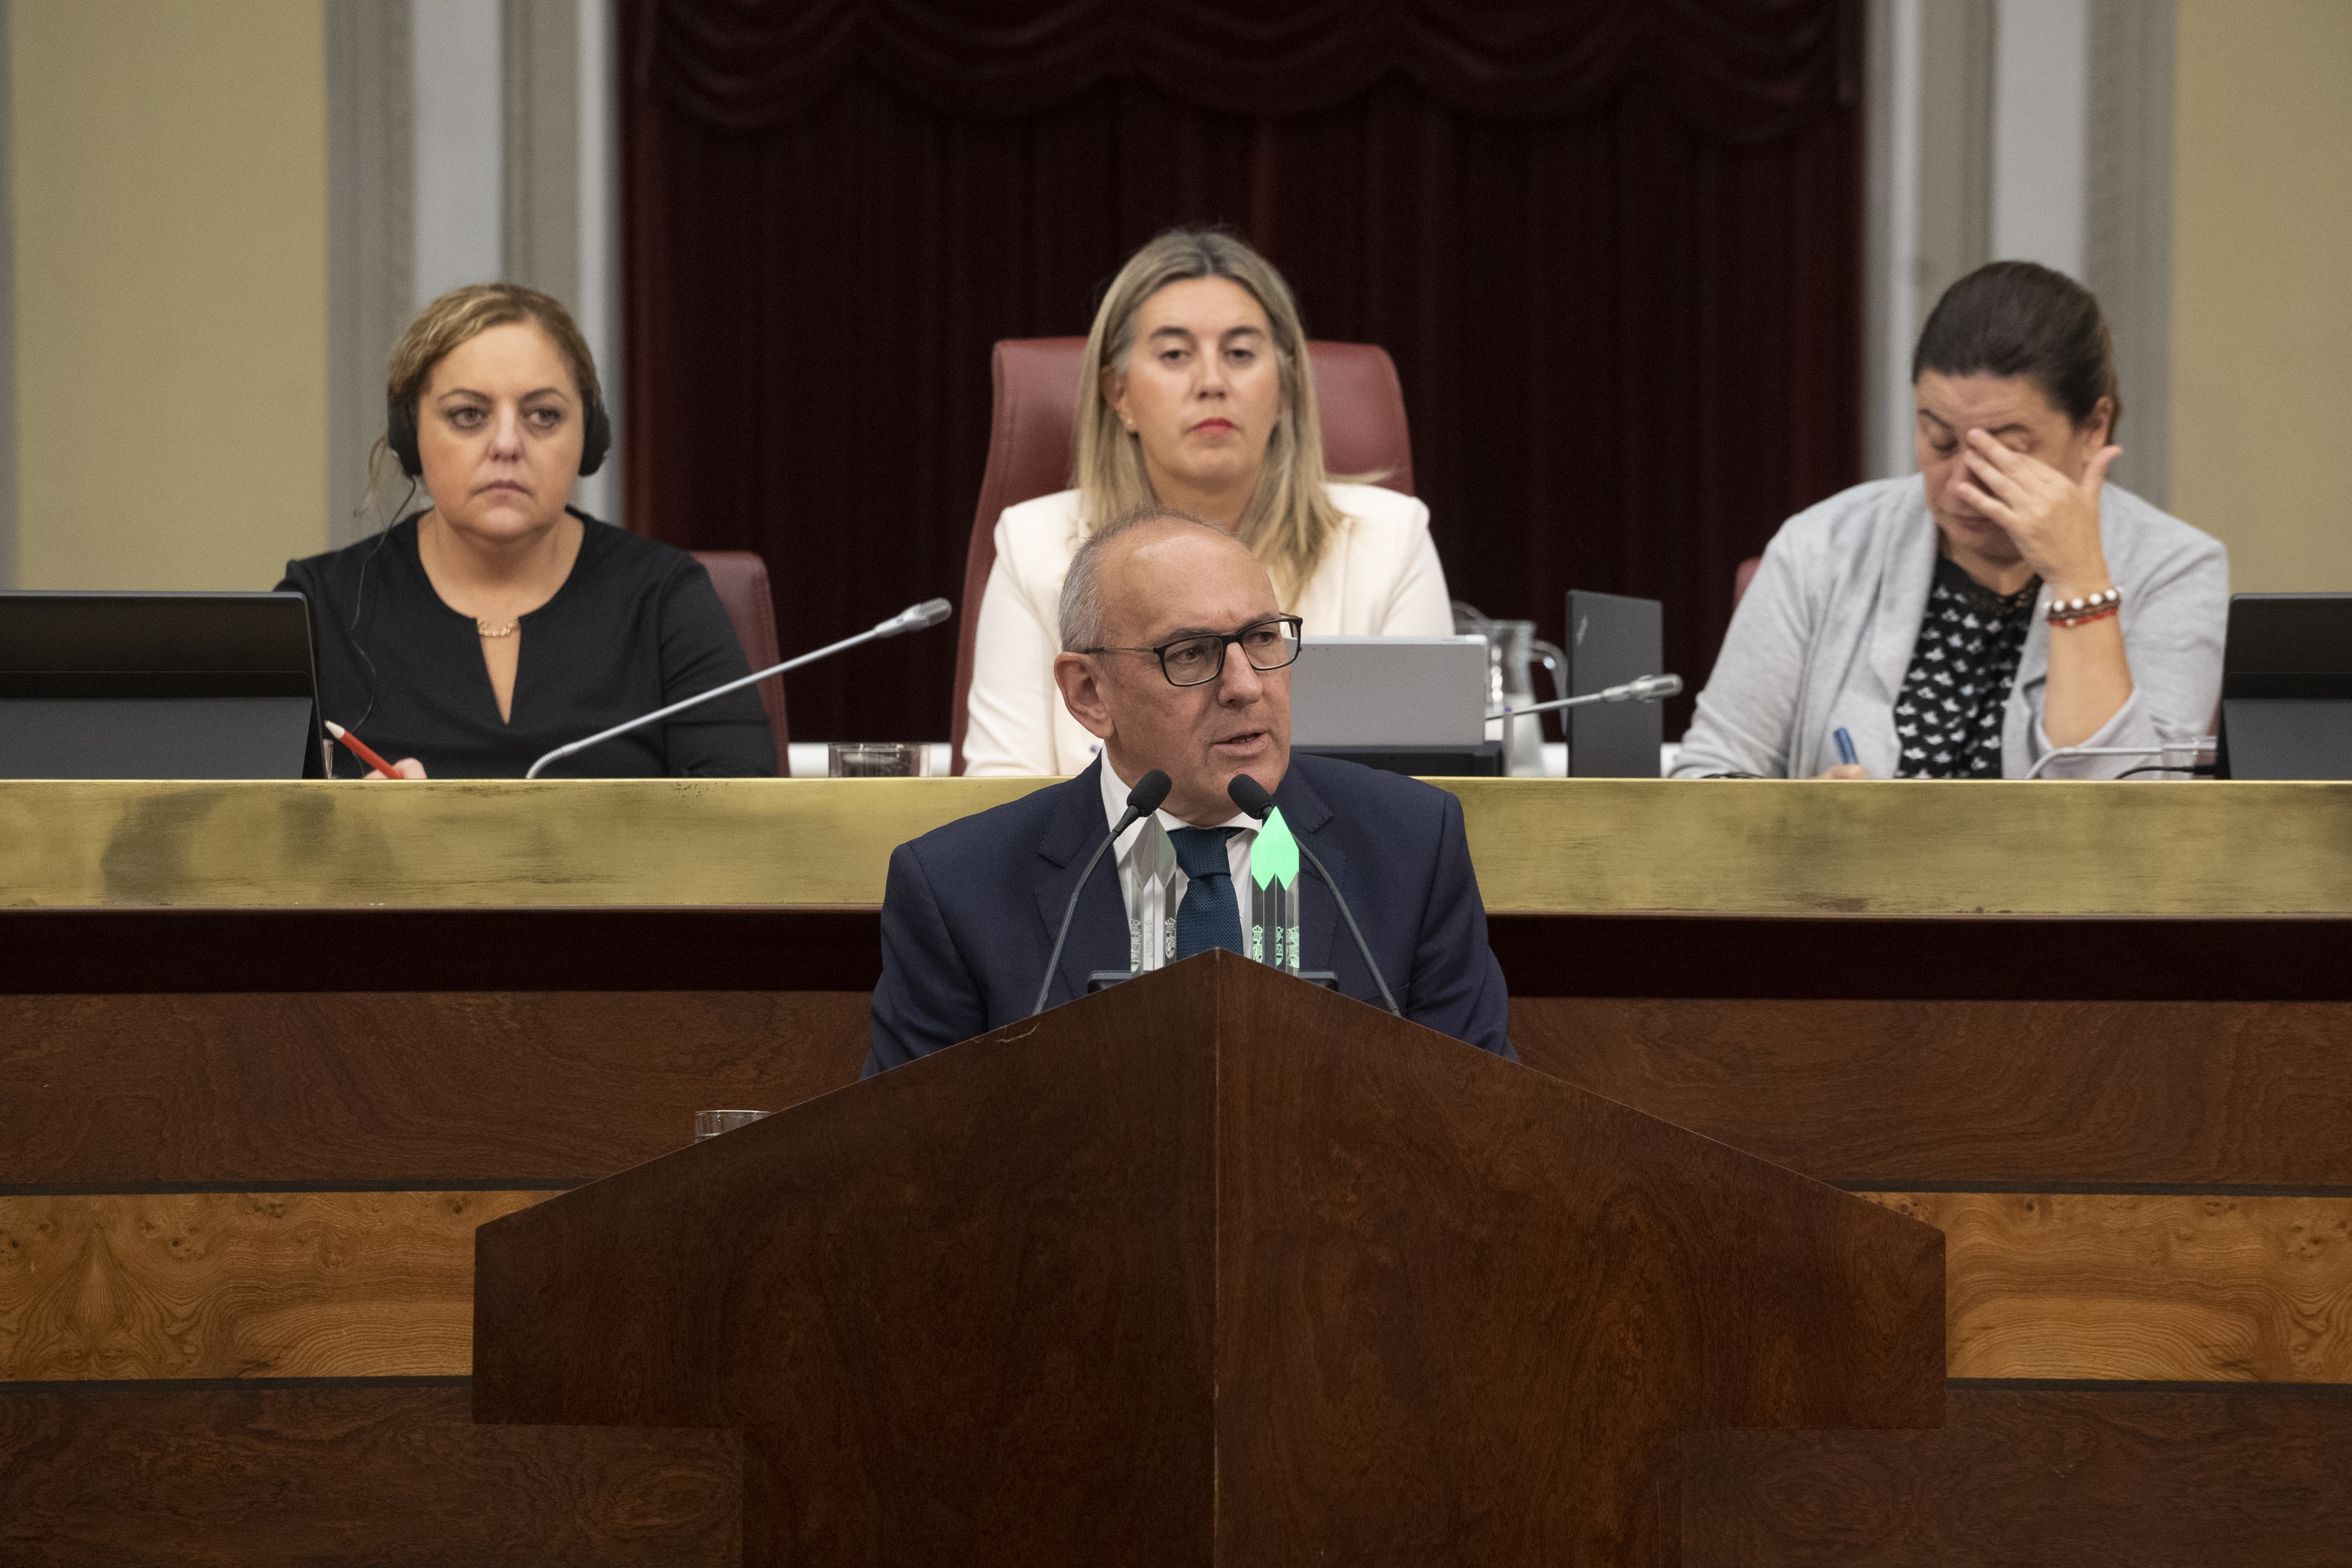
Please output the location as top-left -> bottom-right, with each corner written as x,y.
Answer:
622,0 -> 1862,740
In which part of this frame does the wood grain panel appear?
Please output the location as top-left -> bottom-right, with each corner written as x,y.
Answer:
1511,997 -> 2352,1186
0,990 -> 870,1185
1681,1385 -> 2352,1567
0,1381 -> 737,1566
68,1192 -> 2330,1402
477,953 -> 1941,1568
1858,1192 -> 2352,1381
0,1191 -> 556,1380
1208,960 -> 1944,1568
481,950 -> 1228,1564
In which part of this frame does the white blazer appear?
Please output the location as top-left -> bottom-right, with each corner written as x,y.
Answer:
962,482 -> 1457,776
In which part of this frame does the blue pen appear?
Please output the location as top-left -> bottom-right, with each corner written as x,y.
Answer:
1833,727 -> 1859,767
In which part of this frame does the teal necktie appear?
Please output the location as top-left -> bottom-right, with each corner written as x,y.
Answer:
1168,826 -> 1245,959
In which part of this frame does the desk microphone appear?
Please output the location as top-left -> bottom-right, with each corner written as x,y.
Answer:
1227,774 -> 1400,1017
1032,768 -> 1171,1017
524,597 -> 953,779
1486,672 -> 1681,722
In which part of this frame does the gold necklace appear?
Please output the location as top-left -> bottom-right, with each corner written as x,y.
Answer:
477,619 -> 518,638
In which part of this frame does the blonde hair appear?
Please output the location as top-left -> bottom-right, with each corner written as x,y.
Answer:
1072,230 -> 1345,604
365,282 -> 602,508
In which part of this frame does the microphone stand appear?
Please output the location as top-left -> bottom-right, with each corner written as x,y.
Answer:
2022,739 -> 2216,781
1033,769 -> 1171,1017
524,599 -> 951,779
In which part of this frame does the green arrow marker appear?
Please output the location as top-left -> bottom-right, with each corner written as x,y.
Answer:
1250,806 -> 1299,889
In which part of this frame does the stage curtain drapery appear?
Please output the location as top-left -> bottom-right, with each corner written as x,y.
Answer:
622,0 -> 1862,741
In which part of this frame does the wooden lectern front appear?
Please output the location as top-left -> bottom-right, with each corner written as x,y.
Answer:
474,952 -> 1943,1566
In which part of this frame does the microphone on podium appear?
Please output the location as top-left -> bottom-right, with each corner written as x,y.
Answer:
1032,768 -> 1172,1018
524,597 -> 953,779
1226,774 -> 1401,1017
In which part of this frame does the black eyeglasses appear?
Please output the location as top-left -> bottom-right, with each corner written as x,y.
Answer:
1085,615 -> 1304,688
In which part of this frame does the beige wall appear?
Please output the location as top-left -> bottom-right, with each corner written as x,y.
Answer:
11,0 -> 325,590
2171,0 -> 2352,592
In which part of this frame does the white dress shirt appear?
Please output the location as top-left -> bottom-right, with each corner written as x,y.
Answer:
965,482 -> 1457,776
1098,760 -> 1258,975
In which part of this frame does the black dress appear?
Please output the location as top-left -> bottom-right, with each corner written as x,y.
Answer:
279,511 -> 776,779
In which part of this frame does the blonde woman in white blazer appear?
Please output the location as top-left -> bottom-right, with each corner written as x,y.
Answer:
961,229 -> 1456,777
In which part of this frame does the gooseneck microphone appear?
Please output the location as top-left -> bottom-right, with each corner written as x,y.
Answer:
524,597 -> 953,779
1227,774 -> 1401,1017
1032,768 -> 1172,1018
1486,672 -> 1681,722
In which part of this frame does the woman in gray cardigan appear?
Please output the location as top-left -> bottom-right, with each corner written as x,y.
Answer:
1677,262 -> 2226,782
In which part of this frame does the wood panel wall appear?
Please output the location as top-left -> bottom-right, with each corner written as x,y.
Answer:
0,1384 -> 739,1568
1858,1190 -> 2352,1383
1680,1385 -> 2352,1567
9,986 -> 2351,1563
1513,996 -> 2352,1565
1,990 -> 873,1566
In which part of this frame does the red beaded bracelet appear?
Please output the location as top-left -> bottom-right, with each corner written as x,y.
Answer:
2050,604 -> 2119,629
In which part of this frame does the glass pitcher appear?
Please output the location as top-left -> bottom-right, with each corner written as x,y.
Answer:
1454,603 -> 1566,776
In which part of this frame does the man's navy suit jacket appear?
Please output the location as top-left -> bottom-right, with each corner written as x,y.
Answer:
864,752 -> 1515,1074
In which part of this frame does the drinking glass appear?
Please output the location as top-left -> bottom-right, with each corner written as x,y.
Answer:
828,742 -> 930,778
694,1109 -> 775,1142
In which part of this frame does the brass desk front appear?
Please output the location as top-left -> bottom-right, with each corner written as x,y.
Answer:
4,776 -> 2348,916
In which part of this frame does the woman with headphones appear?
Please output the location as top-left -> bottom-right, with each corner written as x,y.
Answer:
281,284 -> 774,777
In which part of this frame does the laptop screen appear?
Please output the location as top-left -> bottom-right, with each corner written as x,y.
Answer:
0,590 -> 321,779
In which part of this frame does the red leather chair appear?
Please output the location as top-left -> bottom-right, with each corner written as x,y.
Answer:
691,550 -> 789,771
949,336 -> 1417,773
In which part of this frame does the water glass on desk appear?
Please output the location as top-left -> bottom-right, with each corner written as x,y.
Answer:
828,742 -> 931,778
695,1109 -> 775,1142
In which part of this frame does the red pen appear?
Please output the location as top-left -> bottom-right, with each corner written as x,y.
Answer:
325,720 -> 404,779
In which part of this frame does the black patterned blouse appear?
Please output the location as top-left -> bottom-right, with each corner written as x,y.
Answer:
1892,554 -> 2040,779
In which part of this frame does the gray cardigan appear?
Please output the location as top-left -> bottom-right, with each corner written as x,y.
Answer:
1675,477 -> 2228,780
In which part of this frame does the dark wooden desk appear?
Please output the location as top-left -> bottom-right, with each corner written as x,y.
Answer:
4,778 -> 2349,1565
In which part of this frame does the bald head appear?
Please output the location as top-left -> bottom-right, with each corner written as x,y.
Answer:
1059,506 -> 1250,652
1050,506 -> 1292,824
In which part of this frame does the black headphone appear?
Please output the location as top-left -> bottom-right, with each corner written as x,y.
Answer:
387,392 -> 611,478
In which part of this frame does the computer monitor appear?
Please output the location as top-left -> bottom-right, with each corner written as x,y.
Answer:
0,591 -> 325,779
1565,590 -> 1663,778
2214,592 -> 2352,781
1287,633 -> 1501,775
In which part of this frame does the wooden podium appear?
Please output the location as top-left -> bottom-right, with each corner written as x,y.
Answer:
474,952 -> 1943,1566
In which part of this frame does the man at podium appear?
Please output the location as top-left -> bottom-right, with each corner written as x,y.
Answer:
866,507 -> 1515,1073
